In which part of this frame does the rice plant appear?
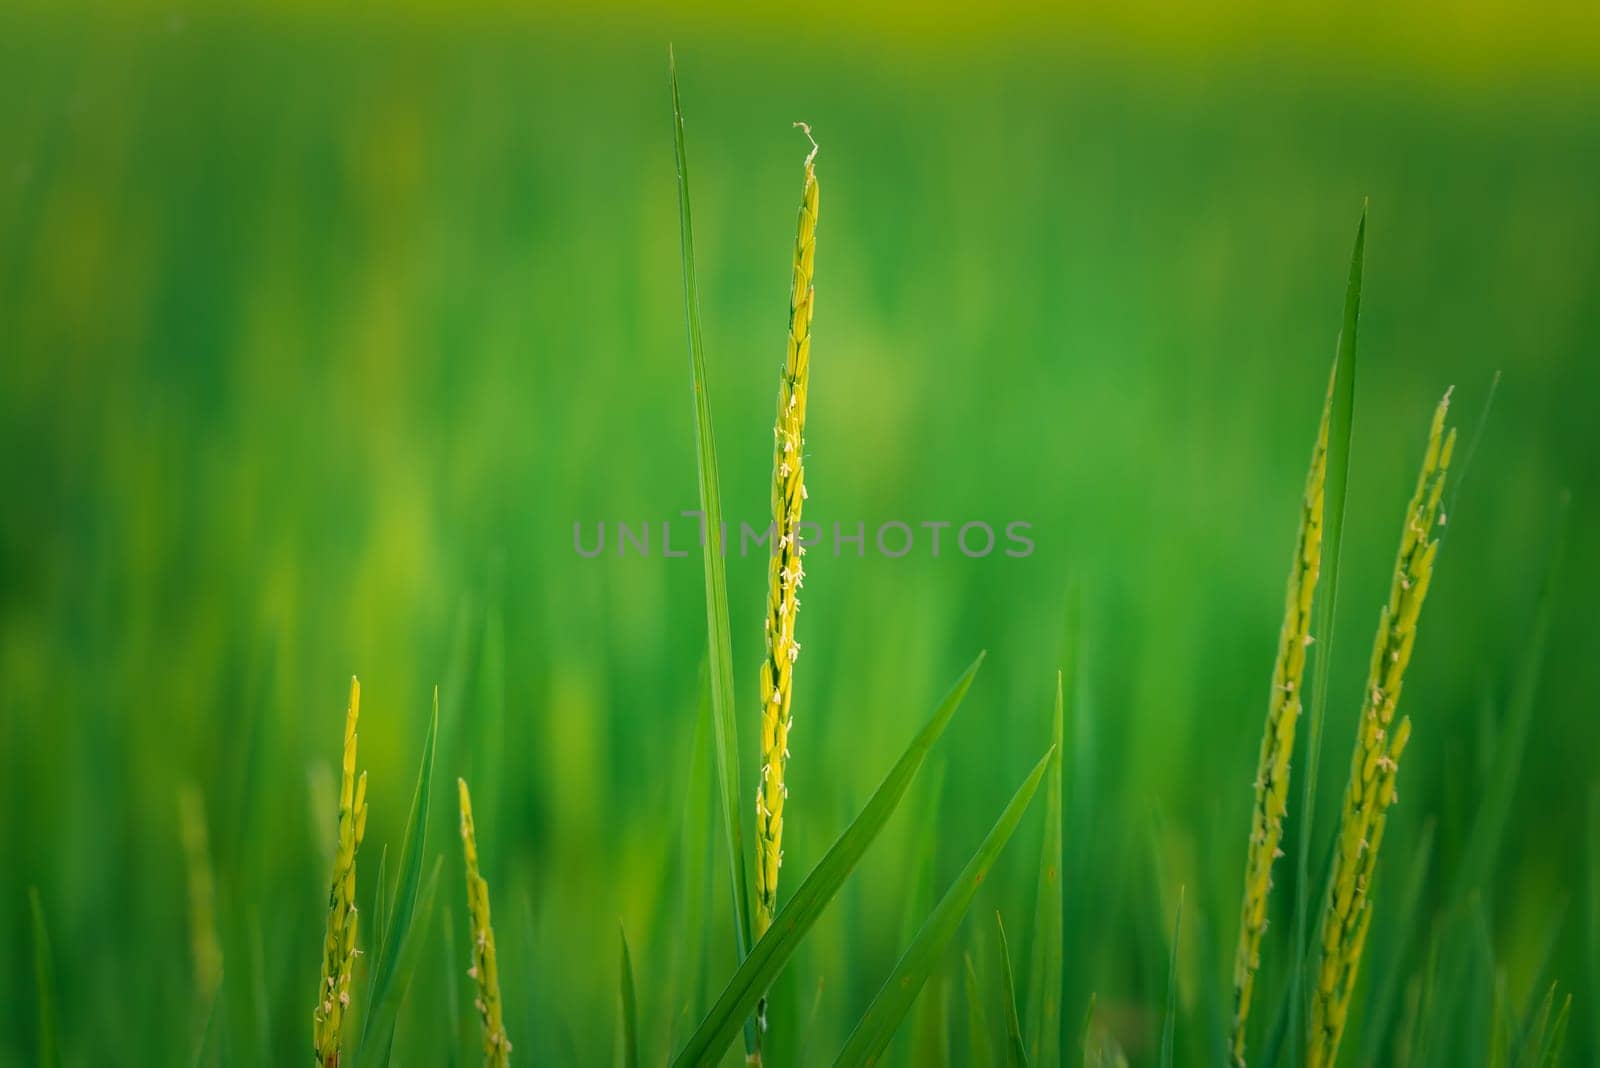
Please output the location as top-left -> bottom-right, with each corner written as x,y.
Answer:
458,778 -> 510,1065
314,678 -> 369,1068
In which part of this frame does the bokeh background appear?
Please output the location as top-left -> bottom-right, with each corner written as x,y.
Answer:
2,3 -> 1597,1064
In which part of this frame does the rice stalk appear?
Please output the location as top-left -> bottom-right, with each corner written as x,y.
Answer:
1230,361 -> 1337,1064
314,677 -> 369,1068
756,123 -> 820,943
459,778 -> 511,1065
1307,389 -> 1456,1068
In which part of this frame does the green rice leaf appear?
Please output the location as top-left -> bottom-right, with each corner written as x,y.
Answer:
1160,887 -> 1184,1068
1289,204 -> 1364,1064
833,745 -> 1052,1067
1026,668 -> 1066,1065
668,44 -> 755,996
671,654 -> 986,1067
996,913 -> 1029,1067
963,951 -> 995,1068
30,888 -> 61,1068
357,689 -> 441,1065
620,927 -> 640,1068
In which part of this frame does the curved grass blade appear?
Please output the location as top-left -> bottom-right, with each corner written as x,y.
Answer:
1026,669 -> 1065,1065
670,654 -> 986,1067
358,689 -> 441,1066
620,927 -> 640,1068
1161,887 -> 1185,1068
30,888 -> 61,1068
668,51 -> 756,1039
1078,993 -> 1097,1066
834,747 -> 1053,1067
996,913 -> 1029,1067
963,952 -> 995,1068
1289,204 -> 1363,1066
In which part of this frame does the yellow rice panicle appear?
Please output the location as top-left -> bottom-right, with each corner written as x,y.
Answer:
459,778 -> 511,1065
1308,391 -> 1456,1068
756,126 -> 819,940
314,677 -> 369,1068
1230,363 -> 1336,1065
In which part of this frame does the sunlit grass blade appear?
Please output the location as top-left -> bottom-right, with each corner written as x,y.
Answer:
1026,669 -> 1065,1065
358,688 -> 441,1065
1289,204 -> 1363,1067
833,746 -> 1052,1067
963,951 -> 995,1068
996,913 -> 1029,1067
1079,993 -> 1097,1066
30,887 -> 61,1068
668,49 -> 756,1028
1537,993 -> 1571,1068
1160,887 -> 1184,1068
620,926 -> 640,1068
670,654 -> 986,1067
1454,493 -> 1567,900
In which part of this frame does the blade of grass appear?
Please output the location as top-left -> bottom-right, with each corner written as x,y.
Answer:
1026,670 -> 1066,1065
1538,994 -> 1571,1068
964,952 -> 996,1068
357,689 -> 441,1065
833,747 -> 1053,1067
1161,887 -> 1185,1068
671,654 -> 986,1067
620,927 -> 640,1068
996,913 -> 1029,1067
30,888 -> 61,1068
668,50 -> 756,1042
1454,493 -> 1567,900
1289,204 -> 1363,1068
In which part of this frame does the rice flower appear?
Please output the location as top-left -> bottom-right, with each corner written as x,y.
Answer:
459,777 -> 511,1065
755,124 -> 819,941
1230,364 -> 1335,1064
1308,389 -> 1456,1068
314,676 -> 369,1068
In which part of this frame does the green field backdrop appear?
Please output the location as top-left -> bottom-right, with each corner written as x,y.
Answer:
2,4 -> 1597,1064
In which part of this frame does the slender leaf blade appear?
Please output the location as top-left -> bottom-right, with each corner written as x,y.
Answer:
668,45 -> 754,993
30,888 -> 61,1068
620,927 -> 640,1068
1290,205 -> 1363,1064
834,747 -> 1053,1067
1161,887 -> 1185,1068
357,690 -> 440,1065
1025,669 -> 1066,1064
996,913 -> 1029,1067
963,952 -> 996,1068
670,654 -> 986,1067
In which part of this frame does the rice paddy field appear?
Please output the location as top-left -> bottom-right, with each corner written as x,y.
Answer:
2,4 -> 1599,1065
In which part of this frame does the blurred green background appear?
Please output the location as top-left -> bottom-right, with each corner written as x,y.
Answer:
2,3 -> 1597,1064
